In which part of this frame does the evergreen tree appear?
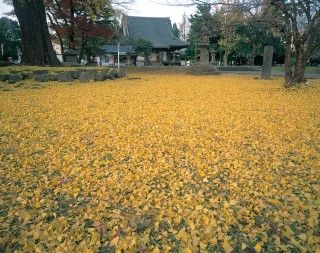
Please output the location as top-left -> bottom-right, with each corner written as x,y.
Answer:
172,23 -> 180,38
187,4 -> 220,61
0,17 -> 21,61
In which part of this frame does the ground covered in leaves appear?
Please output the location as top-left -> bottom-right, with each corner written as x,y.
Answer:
0,74 -> 320,253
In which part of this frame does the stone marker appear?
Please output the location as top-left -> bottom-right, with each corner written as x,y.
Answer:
199,26 -> 210,65
261,45 -> 274,79
187,25 -> 221,76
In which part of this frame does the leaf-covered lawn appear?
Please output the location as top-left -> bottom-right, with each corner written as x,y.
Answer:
0,74 -> 319,253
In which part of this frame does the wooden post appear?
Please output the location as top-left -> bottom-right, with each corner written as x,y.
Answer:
117,42 -> 120,70
261,45 -> 274,79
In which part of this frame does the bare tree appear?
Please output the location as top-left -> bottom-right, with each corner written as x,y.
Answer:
179,12 -> 189,42
269,0 -> 320,86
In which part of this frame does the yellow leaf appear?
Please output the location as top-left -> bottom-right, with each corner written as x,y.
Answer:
200,242 -> 207,249
177,229 -> 189,240
151,246 -> 160,253
298,234 -> 307,241
222,240 -> 233,253
180,247 -> 192,253
229,199 -> 238,206
111,236 -> 119,246
270,199 -> 282,207
254,243 -> 262,253
163,245 -> 171,253
210,197 -> 219,205
209,238 -> 217,245
195,205 -> 203,211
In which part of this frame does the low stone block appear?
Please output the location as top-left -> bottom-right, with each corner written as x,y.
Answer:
106,69 -> 117,80
115,70 -> 126,78
20,72 -> 34,80
71,70 -> 81,79
48,73 -> 58,81
35,74 -> 49,82
0,73 -> 10,82
7,74 -> 23,83
56,71 -> 75,82
186,65 -> 221,76
79,71 -> 96,82
94,72 -> 106,81
33,70 -> 49,76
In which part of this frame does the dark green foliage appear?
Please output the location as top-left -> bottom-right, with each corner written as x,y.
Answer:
126,37 -> 153,64
186,4 -> 221,61
233,22 -> 285,65
172,23 -> 180,38
0,17 -> 21,61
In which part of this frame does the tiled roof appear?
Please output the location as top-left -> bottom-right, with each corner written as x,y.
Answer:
125,16 -> 187,49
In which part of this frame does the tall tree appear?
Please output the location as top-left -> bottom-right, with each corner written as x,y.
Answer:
168,0 -> 320,86
269,0 -> 320,85
12,0 -> 60,66
126,37 -> 153,65
217,2 -> 246,66
179,12 -> 188,42
188,4 -> 220,61
46,0 -> 114,61
172,22 -> 180,38
234,19 -> 284,65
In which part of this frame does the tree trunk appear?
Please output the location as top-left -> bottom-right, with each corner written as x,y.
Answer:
224,51 -> 229,66
69,0 -> 76,50
284,32 -> 293,87
293,44 -> 307,83
78,37 -> 88,63
12,0 -> 60,66
251,44 -> 256,66
47,13 -> 65,62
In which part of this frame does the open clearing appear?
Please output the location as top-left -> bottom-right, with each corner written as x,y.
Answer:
0,74 -> 320,252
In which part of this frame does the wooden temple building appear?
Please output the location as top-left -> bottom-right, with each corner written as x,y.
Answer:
101,16 -> 187,66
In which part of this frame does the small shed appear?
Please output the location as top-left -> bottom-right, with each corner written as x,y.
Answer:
101,15 -> 188,65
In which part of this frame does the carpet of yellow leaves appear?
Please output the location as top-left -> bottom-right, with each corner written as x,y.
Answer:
0,74 -> 320,253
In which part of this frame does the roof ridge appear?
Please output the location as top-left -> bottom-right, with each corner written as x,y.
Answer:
126,15 -> 170,20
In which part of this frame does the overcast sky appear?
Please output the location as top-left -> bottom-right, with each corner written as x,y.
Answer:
0,0 -> 194,25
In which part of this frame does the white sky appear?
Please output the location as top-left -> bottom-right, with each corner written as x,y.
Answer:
126,0 -> 194,25
0,0 -> 195,26
0,1 -> 12,17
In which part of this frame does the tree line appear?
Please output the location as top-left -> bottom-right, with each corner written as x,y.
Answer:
7,0 -> 126,66
4,0 -> 320,87
172,0 -> 320,87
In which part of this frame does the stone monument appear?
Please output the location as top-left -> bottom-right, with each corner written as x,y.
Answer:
199,26 -> 209,65
261,45 -> 274,79
186,24 -> 221,75
210,49 -> 217,66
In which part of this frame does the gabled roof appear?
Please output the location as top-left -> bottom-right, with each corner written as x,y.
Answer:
124,16 -> 187,49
